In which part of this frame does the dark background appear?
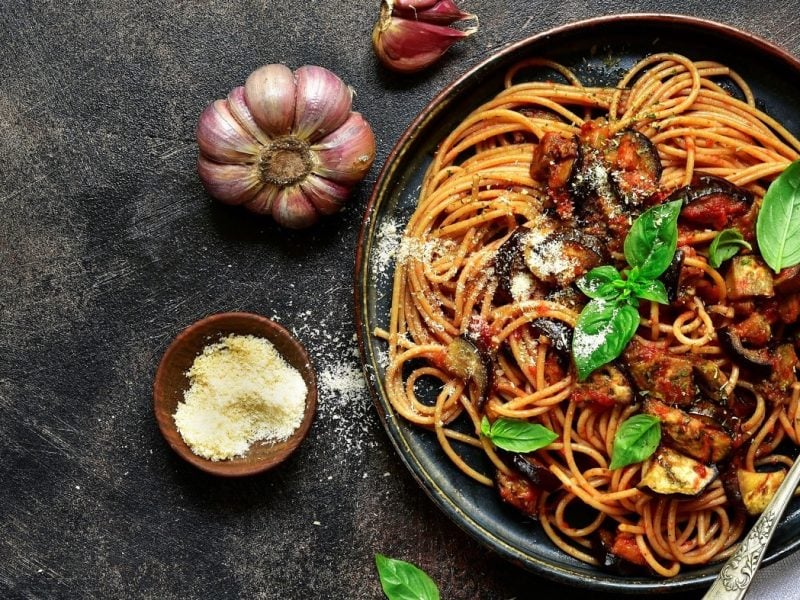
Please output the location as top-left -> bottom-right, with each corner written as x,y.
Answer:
2,2 -> 799,599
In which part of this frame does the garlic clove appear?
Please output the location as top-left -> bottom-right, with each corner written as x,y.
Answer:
292,65 -> 353,143
372,4 -> 477,73
300,173 -> 352,215
197,157 -> 262,205
310,112 -> 376,185
245,64 -> 296,137
392,0 -> 474,24
227,86 -> 270,145
197,99 -> 261,164
392,0 -> 439,7
271,186 -> 320,229
243,183 -> 280,215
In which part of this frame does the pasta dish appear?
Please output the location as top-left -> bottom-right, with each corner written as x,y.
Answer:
375,53 -> 800,576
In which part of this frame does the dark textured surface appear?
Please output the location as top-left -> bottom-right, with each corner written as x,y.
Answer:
1,2 -> 799,599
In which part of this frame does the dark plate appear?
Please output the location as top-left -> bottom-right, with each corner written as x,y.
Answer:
355,14 -> 800,593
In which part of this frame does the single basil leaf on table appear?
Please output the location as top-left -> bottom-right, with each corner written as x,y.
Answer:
480,416 -> 558,452
623,199 -> 682,279
708,228 -> 751,268
756,160 -> 800,273
609,414 -> 661,470
572,298 -> 641,381
629,278 -> 669,304
375,554 -> 440,600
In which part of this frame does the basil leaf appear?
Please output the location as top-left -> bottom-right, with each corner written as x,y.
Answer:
708,228 -> 751,268
572,298 -> 640,381
576,266 -> 622,299
609,414 -> 661,470
375,554 -> 440,600
480,416 -> 557,452
756,160 -> 800,273
623,200 -> 682,279
629,278 -> 668,304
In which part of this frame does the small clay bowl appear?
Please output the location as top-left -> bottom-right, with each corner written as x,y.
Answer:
153,312 -> 317,476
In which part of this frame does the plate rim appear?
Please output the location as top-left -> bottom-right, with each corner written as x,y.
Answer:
354,13 -> 800,593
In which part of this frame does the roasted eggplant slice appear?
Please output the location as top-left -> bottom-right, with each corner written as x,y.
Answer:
590,529 -> 648,575
639,447 -> 718,496
719,327 -> 772,370
692,360 -> 730,402
725,255 -> 774,300
524,230 -> 605,288
572,365 -> 633,408
660,248 -> 684,303
623,338 -> 695,406
494,225 -> 556,303
607,130 -> 662,206
673,175 -> 754,230
446,335 -> 492,408
510,453 -> 561,492
569,127 -> 660,207
529,318 -> 573,355
774,264 -> 800,294
496,469 -> 540,518
738,469 -> 786,516
530,133 -> 579,197
643,399 -> 732,463
730,313 -> 772,347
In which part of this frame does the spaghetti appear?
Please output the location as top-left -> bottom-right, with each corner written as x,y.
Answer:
377,54 -> 800,576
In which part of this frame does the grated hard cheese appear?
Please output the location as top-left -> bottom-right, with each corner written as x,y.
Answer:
173,334 -> 307,461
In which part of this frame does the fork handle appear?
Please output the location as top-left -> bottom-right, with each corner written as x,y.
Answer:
702,456 -> 800,600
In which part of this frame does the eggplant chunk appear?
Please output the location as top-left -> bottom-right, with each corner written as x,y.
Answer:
572,365 -> 633,408
730,313 -> 772,347
494,225 -> 555,303
529,318 -> 573,355
774,264 -> 800,294
569,125 -> 660,207
530,132 -> 579,192
643,399 -> 732,463
607,130 -> 662,206
510,453 -> 561,492
639,447 -> 718,496
672,175 -> 753,230
719,327 -> 772,370
496,469 -> 540,518
623,338 -> 695,406
446,335 -> 492,408
725,255 -> 774,300
660,249 -> 684,303
693,359 -> 730,402
590,529 -> 648,574
738,469 -> 786,516
524,230 -> 605,288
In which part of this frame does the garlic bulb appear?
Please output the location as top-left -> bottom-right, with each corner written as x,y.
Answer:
372,0 -> 478,73
196,64 -> 376,229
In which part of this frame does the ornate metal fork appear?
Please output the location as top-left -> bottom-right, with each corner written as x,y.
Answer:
703,456 -> 800,599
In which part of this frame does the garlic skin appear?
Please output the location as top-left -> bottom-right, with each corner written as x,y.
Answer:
196,64 -> 376,229
372,0 -> 478,73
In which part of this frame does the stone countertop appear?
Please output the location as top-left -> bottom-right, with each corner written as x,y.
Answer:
2,2 -> 800,599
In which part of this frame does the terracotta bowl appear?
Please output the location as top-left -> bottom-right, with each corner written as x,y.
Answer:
153,312 -> 317,476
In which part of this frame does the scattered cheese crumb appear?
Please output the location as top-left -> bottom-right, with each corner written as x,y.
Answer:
173,334 -> 307,461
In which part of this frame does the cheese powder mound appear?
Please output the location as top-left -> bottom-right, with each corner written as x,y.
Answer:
173,334 -> 307,461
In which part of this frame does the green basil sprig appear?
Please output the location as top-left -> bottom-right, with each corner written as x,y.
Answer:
480,416 -> 558,452
609,414 -> 661,470
375,554 -> 440,600
756,160 -> 800,273
708,228 -> 751,268
572,200 -> 682,381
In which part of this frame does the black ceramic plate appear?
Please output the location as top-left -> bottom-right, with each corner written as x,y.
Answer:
355,14 -> 800,593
